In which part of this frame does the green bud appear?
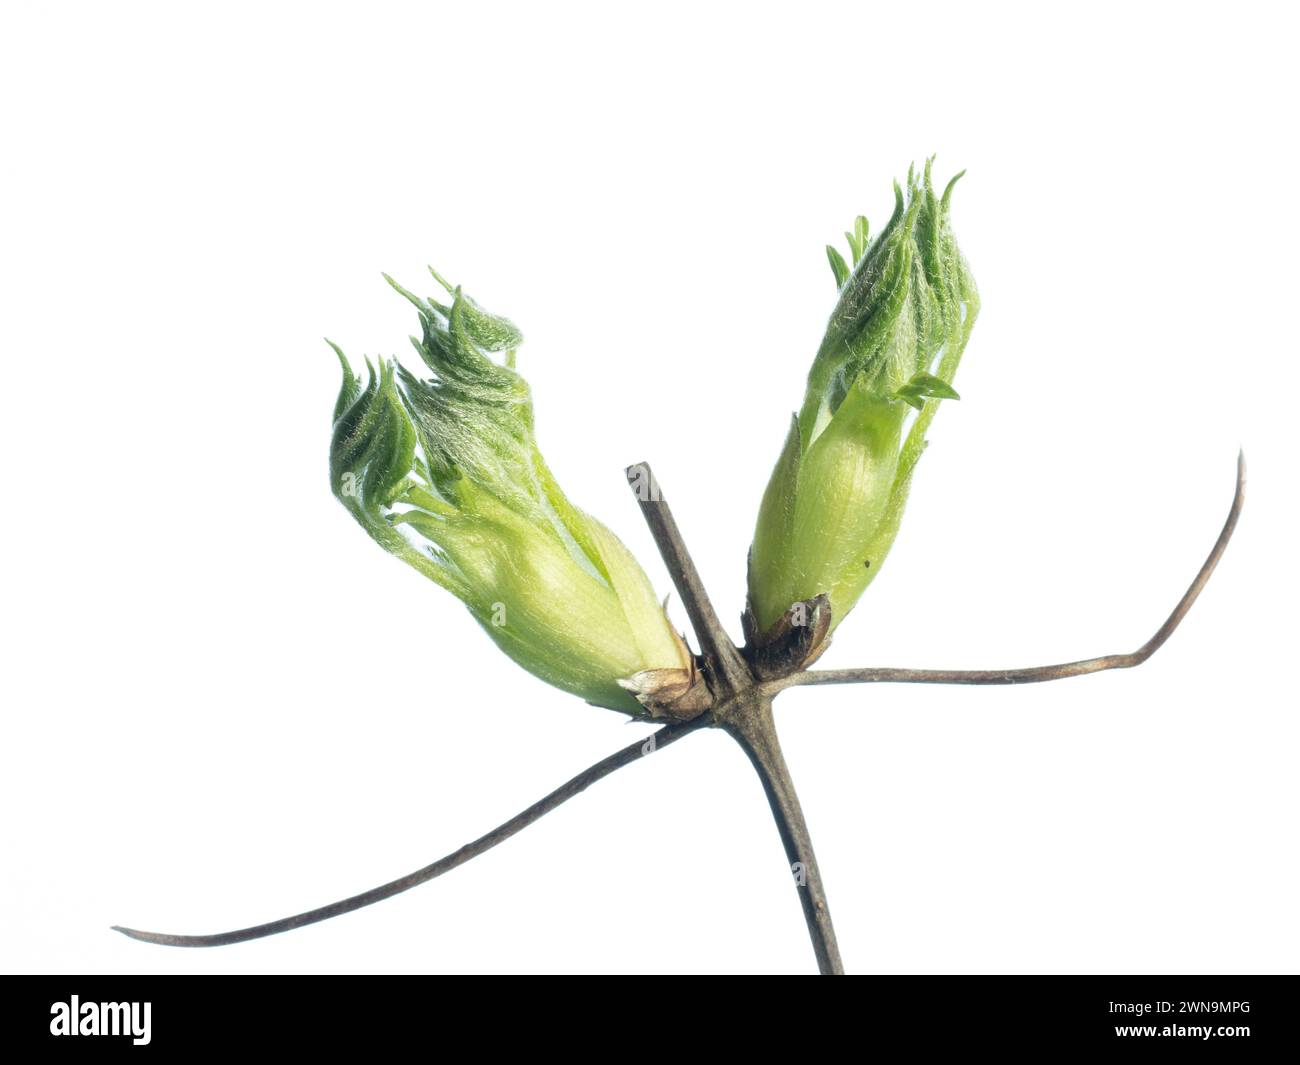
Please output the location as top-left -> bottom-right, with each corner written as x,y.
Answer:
330,270 -> 702,717
748,160 -> 979,642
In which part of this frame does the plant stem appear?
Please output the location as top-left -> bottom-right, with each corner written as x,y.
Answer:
723,693 -> 844,975
113,715 -> 709,948
116,454 -> 1242,971
625,462 -> 751,694
625,464 -> 843,973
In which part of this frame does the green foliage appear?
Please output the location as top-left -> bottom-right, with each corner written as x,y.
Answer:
329,273 -> 690,713
749,159 -> 980,635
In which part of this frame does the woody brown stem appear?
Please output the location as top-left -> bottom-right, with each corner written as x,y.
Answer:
723,693 -> 844,974
112,715 -> 708,948
625,465 -> 843,973
625,462 -> 752,695
115,453 -> 1241,974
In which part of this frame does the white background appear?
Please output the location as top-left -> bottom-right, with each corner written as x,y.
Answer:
2,2 -> 1296,975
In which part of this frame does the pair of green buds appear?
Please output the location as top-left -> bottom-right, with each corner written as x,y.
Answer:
330,160 -> 978,716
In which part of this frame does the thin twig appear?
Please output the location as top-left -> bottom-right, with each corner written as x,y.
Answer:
117,452 -> 1242,970
112,715 -> 708,948
627,464 -> 843,973
625,462 -> 752,694
781,451 -> 1245,690
724,696 -> 843,974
